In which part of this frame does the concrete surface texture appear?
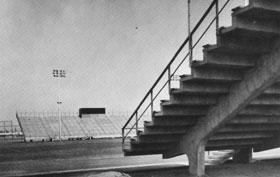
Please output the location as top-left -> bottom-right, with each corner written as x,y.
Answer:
85,171 -> 131,177
1,139 -> 279,177
128,159 -> 280,177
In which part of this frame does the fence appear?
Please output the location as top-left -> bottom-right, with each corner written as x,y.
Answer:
0,120 -> 23,140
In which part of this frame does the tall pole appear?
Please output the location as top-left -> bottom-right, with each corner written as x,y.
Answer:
4,121 -> 5,140
215,0 -> 219,35
188,0 -> 193,65
53,69 -> 66,141
57,101 -> 62,141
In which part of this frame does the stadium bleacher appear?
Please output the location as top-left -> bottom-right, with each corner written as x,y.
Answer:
16,112 -> 149,142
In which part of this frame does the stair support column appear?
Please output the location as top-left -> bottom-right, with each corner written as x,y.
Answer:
187,142 -> 206,177
232,148 -> 252,163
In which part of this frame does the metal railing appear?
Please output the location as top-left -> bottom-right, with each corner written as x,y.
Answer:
17,111 -> 79,117
122,0 -> 233,150
0,120 -> 24,141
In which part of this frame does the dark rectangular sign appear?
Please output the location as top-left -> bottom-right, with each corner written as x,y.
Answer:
79,108 -> 105,117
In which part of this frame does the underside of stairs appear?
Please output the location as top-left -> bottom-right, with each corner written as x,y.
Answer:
123,0 -> 280,176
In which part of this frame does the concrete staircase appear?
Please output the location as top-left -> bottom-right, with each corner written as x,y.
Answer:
123,0 -> 280,176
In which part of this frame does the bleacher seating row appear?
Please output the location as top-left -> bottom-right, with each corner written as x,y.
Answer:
17,114 -> 149,142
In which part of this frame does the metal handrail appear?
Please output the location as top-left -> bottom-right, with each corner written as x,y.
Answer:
122,0 -> 231,150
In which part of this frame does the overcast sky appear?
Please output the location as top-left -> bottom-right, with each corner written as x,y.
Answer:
0,0 -> 245,123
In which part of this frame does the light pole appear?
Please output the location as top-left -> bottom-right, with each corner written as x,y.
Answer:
53,69 -> 66,141
57,101 -> 62,141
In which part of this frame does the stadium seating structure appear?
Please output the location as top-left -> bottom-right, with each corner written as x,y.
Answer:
17,113 -> 149,142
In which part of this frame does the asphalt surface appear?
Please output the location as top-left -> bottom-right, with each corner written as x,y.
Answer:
0,139 -> 188,177
1,139 -> 279,177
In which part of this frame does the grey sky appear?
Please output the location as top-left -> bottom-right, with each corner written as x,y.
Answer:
0,0 -> 245,122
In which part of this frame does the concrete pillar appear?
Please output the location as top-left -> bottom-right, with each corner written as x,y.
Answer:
187,143 -> 206,177
233,148 -> 252,163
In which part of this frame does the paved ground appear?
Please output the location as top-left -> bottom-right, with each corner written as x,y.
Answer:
128,159 -> 280,177
0,139 -> 188,177
0,139 -> 280,177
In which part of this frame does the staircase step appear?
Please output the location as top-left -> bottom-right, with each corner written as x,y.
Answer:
191,53 -> 256,69
192,68 -> 244,84
180,74 -> 241,84
170,94 -> 218,105
152,115 -> 199,126
230,115 -> 280,124
239,105 -> 280,115
216,31 -> 271,55
204,42 -> 268,55
234,1 -> 280,20
262,85 -> 280,95
179,81 -> 230,93
144,125 -> 187,134
224,4 -> 280,37
143,120 -> 280,136
203,52 -> 256,67
207,139 -> 265,148
138,134 -> 180,143
139,132 -> 273,143
250,95 -> 280,105
233,14 -> 280,35
161,105 -> 209,116
251,0 -> 280,11
171,88 -> 228,96
161,101 -> 215,107
130,141 -> 175,151
219,124 -> 280,132
220,27 -> 277,43
210,132 -> 274,140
